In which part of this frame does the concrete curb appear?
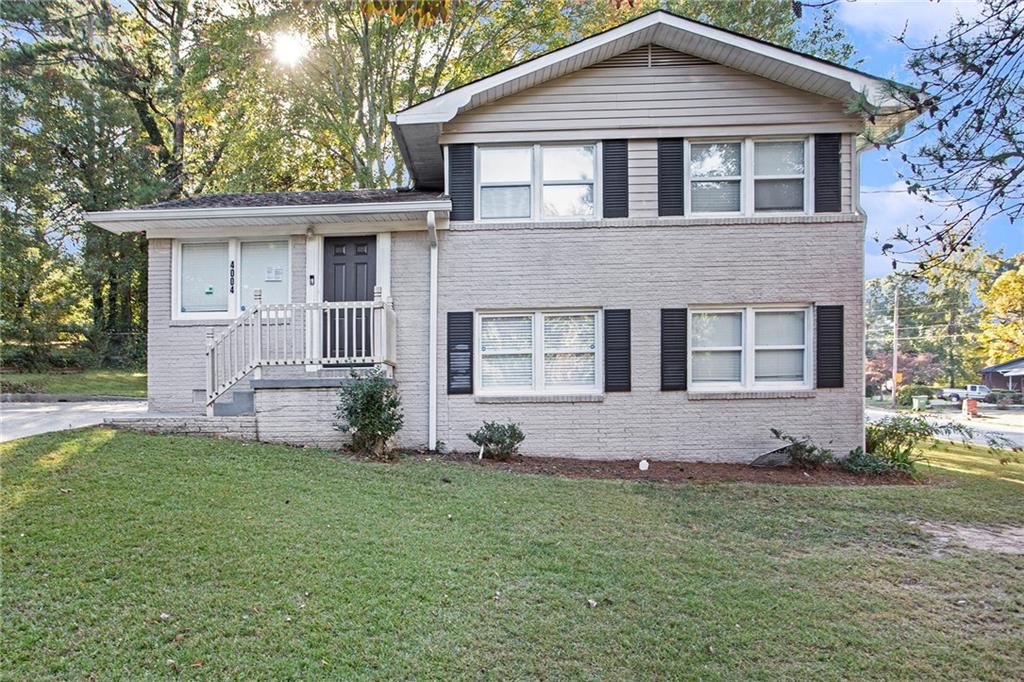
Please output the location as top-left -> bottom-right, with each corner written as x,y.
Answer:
1,393 -> 147,403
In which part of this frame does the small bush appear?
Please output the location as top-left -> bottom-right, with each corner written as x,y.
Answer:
896,384 -> 936,407
769,428 -> 833,469
335,369 -> 404,459
467,421 -> 525,461
985,389 -> 1022,405
840,447 -> 899,475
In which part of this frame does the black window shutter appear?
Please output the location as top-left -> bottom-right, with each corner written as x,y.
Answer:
814,134 -> 842,213
604,309 -> 631,392
661,308 -> 687,391
448,144 -> 474,221
816,305 -> 844,388
602,140 -> 629,218
657,138 -> 684,216
447,311 -> 473,394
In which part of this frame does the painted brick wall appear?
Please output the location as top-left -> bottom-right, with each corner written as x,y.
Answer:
253,387 -> 349,448
387,216 -> 865,461
147,235 -> 307,413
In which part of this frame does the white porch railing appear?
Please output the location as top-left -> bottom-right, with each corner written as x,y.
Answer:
205,286 -> 397,408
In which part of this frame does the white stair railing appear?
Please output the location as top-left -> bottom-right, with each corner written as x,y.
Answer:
205,286 -> 397,409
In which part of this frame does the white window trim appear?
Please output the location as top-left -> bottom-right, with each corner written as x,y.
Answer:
474,309 -> 603,396
688,305 -> 812,392
685,136 -> 814,218
171,237 -> 292,321
474,143 -> 603,222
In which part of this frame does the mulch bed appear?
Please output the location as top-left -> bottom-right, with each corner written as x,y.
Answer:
435,452 -> 928,486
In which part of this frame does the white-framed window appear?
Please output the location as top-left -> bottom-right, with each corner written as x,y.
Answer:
172,238 -> 291,320
476,143 -> 600,221
684,137 -> 811,216
689,305 -> 811,391
476,310 -> 602,394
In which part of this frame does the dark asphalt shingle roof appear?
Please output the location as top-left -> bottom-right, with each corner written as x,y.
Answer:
139,188 -> 445,210
981,357 -> 1024,373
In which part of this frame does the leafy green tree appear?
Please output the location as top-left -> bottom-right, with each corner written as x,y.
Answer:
977,256 -> 1024,364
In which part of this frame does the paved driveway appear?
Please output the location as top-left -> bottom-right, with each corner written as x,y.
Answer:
0,401 -> 148,443
865,407 -> 1024,449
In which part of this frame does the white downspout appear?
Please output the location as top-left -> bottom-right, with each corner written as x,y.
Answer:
427,210 -> 439,451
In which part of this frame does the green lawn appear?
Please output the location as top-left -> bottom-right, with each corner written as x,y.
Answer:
2,430 -> 1022,679
0,369 -> 146,397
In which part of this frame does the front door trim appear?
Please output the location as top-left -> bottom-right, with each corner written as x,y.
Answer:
304,231 -> 391,371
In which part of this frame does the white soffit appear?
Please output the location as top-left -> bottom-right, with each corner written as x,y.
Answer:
85,200 -> 452,234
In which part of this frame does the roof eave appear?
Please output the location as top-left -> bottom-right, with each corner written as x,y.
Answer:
85,199 -> 453,233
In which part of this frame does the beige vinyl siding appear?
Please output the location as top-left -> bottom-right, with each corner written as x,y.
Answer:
443,45 -> 861,141
841,133 -> 853,213
628,139 -> 659,218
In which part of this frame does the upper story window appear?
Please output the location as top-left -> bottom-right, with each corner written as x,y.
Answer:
685,138 -> 809,216
174,238 -> 290,320
689,305 -> 811,391
477,144 -> 598,221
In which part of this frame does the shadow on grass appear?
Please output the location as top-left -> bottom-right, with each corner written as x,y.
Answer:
0,428 -> 117,511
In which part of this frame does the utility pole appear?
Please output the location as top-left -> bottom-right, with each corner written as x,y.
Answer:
891,285 -> 900,408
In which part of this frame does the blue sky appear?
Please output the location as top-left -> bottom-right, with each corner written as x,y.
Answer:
824,0 -> 1021,278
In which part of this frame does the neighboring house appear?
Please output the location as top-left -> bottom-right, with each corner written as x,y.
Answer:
981,357 -> 1024,392
86,11 -> 914,461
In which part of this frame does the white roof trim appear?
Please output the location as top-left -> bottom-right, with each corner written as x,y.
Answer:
86,199 -> 452,233
392,11 -> 901,128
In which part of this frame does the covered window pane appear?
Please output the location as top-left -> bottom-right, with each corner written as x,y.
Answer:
180,242 -> 228,313
481,186 -> 531,219
542,184 -> 594,217
479,148 -> 531,183
690,142 -> 741,177
542,146 -> 594,181
544,314 -> 596,350
691,181 -> 741,213
240,241 -> 289,311
481,315 -> 533,352
755,179 -> 803,211
755,349 -> 805,382
691,312 -> 742,348
755,311 -> 805,346
480,315 -> 534,389
543,313 -> 596,387
754,141 -> 804,175
481,354 -> 534,388
692,350 -> 742,382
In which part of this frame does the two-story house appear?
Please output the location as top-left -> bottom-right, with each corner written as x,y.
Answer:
87,11 -> 913,461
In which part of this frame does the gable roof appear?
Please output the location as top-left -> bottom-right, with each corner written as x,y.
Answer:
390,10 -> 914,189
981,357 -> 1024,374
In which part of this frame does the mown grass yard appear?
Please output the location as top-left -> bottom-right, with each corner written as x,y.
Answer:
2,429 -> 1022,679
0,369 -> 147,398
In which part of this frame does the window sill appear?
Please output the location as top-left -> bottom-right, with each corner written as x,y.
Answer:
474,393 -> 604,404
687,390 -> 815,401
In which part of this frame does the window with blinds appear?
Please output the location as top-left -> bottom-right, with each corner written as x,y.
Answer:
477,311 -> 600,394
689,306 -> 811,391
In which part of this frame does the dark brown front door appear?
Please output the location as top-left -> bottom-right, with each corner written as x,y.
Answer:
323,236 -> 376,361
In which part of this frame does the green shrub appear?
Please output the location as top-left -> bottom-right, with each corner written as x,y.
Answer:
866,414 -> 1022,470
840,447 -> 903,475
335,369 -> 404,459
985,389 -> 1022,405
769,428 -> 833,469
467,421 -> 525,461
896,384 -> 936,407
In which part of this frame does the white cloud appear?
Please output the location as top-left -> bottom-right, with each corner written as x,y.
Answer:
839,0 -> 982,43
861,181 -> 945,276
